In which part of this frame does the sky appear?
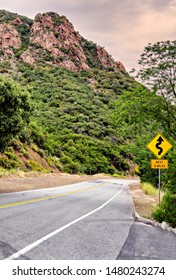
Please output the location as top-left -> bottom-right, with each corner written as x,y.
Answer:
1,0 -> 176,71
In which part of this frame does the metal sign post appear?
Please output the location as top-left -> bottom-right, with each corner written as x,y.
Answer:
158,168 -> 161,206
151,160 -> 167,205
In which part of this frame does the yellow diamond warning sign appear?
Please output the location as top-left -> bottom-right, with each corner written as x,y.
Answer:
151,159 -> 168,169
147,134 -> 172,159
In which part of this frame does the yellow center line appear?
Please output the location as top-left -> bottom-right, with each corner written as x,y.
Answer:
0,182 -> 108,209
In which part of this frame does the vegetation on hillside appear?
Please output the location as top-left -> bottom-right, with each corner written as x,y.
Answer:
16,63 -> 137,174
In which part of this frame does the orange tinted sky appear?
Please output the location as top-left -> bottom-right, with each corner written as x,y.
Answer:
1,0 -> 176,71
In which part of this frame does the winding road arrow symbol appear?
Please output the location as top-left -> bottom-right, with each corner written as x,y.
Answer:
155,136 -> 164,156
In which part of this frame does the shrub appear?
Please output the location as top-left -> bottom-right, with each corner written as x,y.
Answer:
60,155 -> 72,164
38,149 -> 45,158
63,162 -> 80,174
0,153 -> 21,169
46,156 -> 62,171
107,166 -> 116,175
26,160 -> 47,172
29,122 -> 46,147
20,148 -> 29,159
152,193 -> 176,227
31,143 -> 39,153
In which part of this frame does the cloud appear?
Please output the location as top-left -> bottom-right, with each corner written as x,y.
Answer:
148,0 -> 176,11
116,1 -> 176,69
0,0 -> 176,70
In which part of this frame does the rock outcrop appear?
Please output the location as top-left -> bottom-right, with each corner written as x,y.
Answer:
0,11 -> 125,72
24,13 -> 90,71
96,46 -> 125,71
0,23 -> 21,58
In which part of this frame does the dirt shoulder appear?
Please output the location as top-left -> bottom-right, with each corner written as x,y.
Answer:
129,182 -> 158,220
0,172 -> 114,194
0,172 -> 156,220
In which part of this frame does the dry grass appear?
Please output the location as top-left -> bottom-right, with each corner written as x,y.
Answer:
140,182 -> 158,196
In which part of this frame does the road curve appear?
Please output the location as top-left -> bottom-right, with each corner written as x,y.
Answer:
0,179 -> 176,260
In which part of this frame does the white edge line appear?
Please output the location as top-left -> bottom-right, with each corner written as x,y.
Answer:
5,184 -> 124,260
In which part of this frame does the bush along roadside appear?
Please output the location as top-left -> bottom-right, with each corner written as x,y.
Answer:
132,181 -> 176,231
152,192 -> 176,228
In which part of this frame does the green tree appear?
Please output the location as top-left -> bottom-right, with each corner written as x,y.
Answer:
136,40 -> 176,96
133,40 -> 176,138
0,76 -> 31,150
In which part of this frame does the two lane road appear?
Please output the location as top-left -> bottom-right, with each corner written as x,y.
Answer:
0,179 -> 176,260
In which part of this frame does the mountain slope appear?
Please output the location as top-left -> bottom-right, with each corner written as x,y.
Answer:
0,10 -> 137,175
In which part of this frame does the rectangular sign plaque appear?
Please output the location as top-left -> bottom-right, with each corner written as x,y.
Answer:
151,159 -> 168,169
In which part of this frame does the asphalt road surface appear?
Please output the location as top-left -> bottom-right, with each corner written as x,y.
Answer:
0,179 -> 176,260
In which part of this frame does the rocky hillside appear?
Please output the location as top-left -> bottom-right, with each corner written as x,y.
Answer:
0,10 -> 137,176
0,10 -> 125,71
